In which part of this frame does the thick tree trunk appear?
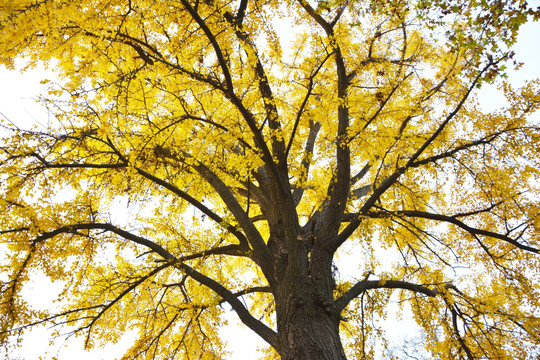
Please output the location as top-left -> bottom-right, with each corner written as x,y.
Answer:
277,303 -> 347,360
272,244 -> 347,360
263,181 -> 347,359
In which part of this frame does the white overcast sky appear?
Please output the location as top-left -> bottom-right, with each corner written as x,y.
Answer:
0,17 -> 539,360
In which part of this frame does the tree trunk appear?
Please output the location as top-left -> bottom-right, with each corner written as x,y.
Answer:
277,305 -> 347,360
273,246 -> 347,360
264,184 -> 347,359
278,292 -> 346,360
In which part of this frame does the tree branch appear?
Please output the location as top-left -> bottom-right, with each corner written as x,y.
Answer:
135,164 -> 250,249
224,9 -> 287,168
179,244 -> 248,262
450,304 -> 475,360
330,1 -> 349,28
350,162 -> 371,187
153,145 -> 273,273
351,184 -> 371,199
298,0 -> 352,248
286,51 -> 333,158
405,59 -> 497,168
95,137 -> 251,249
335,279 -> 456,312
292,120 -> 321,205
231,286 -> 272,298
179,0 -> 234,91
33,223 -> 178,260
297,0 -> 332,33
31,151 -> 127,169
22,223 -> 277,351
409,126 -> 534,168
82,263 -> 171,347
370,209 -> 539,254
175,261 -> 278,350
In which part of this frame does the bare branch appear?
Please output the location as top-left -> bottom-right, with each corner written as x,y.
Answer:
350,163 -> 371,187
351,185 -> 371,199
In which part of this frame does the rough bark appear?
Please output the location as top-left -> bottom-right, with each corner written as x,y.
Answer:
277,304 -> 347,360
275,273 -> 347,360
269,222 -> 346,359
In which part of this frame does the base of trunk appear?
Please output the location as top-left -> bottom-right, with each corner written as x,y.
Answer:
278,306 -> 347,360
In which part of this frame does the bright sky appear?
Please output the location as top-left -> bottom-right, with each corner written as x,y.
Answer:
0,17 -> 539,360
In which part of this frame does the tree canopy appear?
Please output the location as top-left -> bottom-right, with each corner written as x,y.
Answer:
1,1 -> 540,359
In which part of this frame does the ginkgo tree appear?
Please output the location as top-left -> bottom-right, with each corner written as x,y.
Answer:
1,0 -> 540,359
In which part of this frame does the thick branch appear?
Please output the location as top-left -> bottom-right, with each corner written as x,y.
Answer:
153,145 -> 273,272
351,184 -> 371,199
115,3 -> 282,193
135,165 -> 250,249
330,1 -> 349,27
179,0 -> 234,91
350,163 -> 371,187
179,244 -> 248,262
26,223 -> 277,350
236,0 -> 248,24
335,279 -> 456,312
297,0 -> 333,33
232,286 -> 272,298
97,137 -> 251,249
176,261 -> 278,350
